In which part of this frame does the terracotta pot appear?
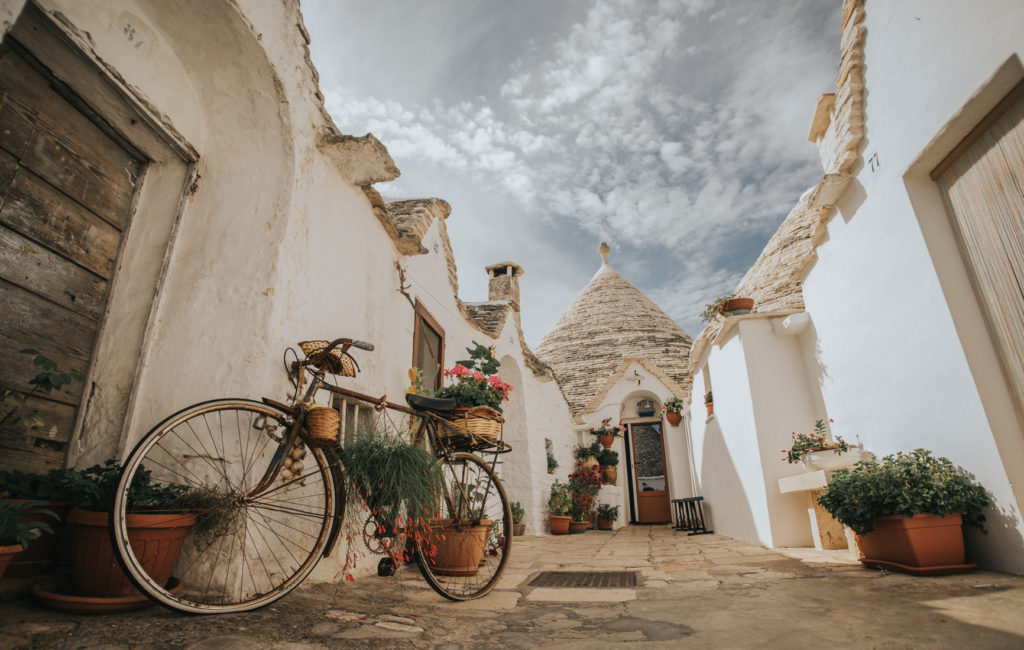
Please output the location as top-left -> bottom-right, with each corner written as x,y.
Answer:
666,411 -> 682,426
856,514 -> 968,570
581,456 -> 600,474
425,518 -> 490,576
705,402 -> 714,416
597,516 -> 613,530
6,500 -> 72,578
549,515 -> 570,535
721,297 -> 754,315
602,466 -> 618,486
599,434 -> 615,448
588,512 -> 596,530
0,543 -> 21,578
512,523 -> 526,536
568,520 -> 588,534
69,508 -> 195,597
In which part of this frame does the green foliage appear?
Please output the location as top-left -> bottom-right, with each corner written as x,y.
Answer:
784,419 -> 849,464
1,350 -> 83,432
510,501 -> 525,524
546,451 -> 558,472
0,468 -> 83,502
699,296 -> 732,324
597,503 -> 620,523
74,460 -> 188,512
573,441 -> 602,461
433,342 -> 512,412
596,448 -> 618,467
454,341 -> 500,377
704,391 -> 713,404
664,397 -> 685,413
816,449 -> 992,535
0,497 -> 58,549
547,480 -> 570,516
339,424 -> 443,534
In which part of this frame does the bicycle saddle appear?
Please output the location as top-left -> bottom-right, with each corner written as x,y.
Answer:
406,393 -> 456,412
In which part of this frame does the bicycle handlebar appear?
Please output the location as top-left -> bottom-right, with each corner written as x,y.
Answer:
351,340 -> 374,351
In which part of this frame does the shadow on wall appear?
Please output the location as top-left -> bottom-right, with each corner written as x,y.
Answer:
699,416 -> 758,543
969,504 -> 1024,574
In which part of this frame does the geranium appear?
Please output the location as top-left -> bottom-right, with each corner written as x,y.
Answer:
433,342 -> 513,413
589,418 -> 622,439
567,463 -> 603,522
783,418 -> 849,464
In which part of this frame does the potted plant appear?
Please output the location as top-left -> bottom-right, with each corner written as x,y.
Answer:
510,501 -> 526,536
704,391 -> 713,416
783,419 -> 870,469
567,465 -> 601,534
663,397 -> 684,427
573,441 -> 603,473
816,449 -> 991,574
546,450 -> 559,475
596,504 -> 619,530
721,297 -> 754,315
589,418 -> 623,448
596,448 -> 619,486
0,468 -> 80,577
1,497 -> 58,578
547,481 -> 571,535
699,296 -> 732,324
433,342 -> 513,442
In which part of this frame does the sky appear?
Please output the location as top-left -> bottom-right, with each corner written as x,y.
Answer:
303,0 -> 843,347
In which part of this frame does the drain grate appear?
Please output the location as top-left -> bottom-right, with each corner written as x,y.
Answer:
529,571 -> 638,588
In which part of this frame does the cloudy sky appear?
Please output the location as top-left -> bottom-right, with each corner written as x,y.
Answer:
303,0 -> 842,347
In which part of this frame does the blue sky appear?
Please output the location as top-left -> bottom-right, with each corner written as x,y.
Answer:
304,0 -> 842,347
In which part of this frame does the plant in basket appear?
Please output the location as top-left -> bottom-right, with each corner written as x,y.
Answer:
433,342 -> 513,443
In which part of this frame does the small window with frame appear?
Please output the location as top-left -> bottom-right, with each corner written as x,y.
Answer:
413,300 -> 445,393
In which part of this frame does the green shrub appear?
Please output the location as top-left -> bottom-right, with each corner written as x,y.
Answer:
510,501 -> 525,524
546,451 -> 558,473
0,497 -> 58,549
596,448 -> 618,467
547,480 -> 570,516
816,449 -> 991,535
597,503 -> 620,522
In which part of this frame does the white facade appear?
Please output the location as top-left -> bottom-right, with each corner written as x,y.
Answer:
689,0 -> 1024,573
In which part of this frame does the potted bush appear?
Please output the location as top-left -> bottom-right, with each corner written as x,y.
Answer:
510,501 -> 526,536
596,504 -> 619,531
567,465 -> 601,534
433,342 -> 513,443
704,391 -> 713,416
1,497 -> 58,578
817,449 -> 991,574
547,481 -> 571,535
589,418 -> 622,448
546,450 -> 559,475
783,419 -> 871,470
573,441 -> 603,474
699,296 -> 732,324
0,468 -> 81,577
663,397 -> 684,427
596,448 -> 619,486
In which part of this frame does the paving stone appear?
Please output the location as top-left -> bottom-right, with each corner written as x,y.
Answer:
0,632 -> 29,650
374,621 -> 423,633
377,614 -> 418,625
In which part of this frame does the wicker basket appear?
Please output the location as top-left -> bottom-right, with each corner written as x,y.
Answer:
306,405 -> 340,448
299,340 -> 357,377
443,406 -> 504,444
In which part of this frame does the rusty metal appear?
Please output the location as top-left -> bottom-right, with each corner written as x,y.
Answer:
528,571 -> 638,588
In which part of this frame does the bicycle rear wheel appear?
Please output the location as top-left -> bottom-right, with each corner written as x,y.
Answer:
416,452 -> 511,600
112,398 -> 338,614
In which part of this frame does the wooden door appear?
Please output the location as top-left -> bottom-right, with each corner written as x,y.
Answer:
0,41 -> 143,472
629,422 -> 671,523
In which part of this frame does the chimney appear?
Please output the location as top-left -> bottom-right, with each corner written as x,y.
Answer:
485,261 -> 524,310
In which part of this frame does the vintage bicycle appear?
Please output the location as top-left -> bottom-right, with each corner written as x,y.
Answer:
110,338 -> 512,614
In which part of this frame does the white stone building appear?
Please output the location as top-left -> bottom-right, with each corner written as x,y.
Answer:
688,0 -> 1024,574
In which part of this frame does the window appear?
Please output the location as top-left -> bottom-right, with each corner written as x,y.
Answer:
413,300 -> 445,393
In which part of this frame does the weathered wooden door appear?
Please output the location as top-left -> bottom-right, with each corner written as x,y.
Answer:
628,422 -> 672,523
0,41 -> 143,472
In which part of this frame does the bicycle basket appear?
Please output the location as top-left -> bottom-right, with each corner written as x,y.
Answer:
299,340 -> 357,377
306,404 -> 341,448
442,406 -> 504,445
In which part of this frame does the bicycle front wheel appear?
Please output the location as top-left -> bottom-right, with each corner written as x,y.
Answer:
112,399 -> 338,614
416,452 -> 511,600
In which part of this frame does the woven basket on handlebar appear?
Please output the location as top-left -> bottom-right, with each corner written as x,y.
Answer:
306,405 -> 341,448
443,406 -> 504,444
299,340 -> 357,377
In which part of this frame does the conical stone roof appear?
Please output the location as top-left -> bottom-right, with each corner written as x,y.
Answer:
535,243 -> 692,415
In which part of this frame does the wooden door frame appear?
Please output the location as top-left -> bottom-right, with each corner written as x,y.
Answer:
412,299 -> 445,393
624,420 -> 671,524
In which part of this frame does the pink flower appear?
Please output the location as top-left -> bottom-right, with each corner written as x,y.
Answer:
472,371 -> 484,381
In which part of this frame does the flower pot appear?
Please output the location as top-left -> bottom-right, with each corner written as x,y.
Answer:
549,515 -> 570,535
568,520 -> 588,534
856,514 -> 974,574
705,403 -> 714,416
5,499 -> 72,578
602,466 -> 618,486
69,508 -> 195,598
597,516 -> 613,530
801,446 -> 873,471
721,297 -> 754,315
581,456 -> 600,474
599,434 -> 615,448
424,518 -> 490,576
666,411 -> 682,426
512,523 -> 526,536
0,543 -> 21,578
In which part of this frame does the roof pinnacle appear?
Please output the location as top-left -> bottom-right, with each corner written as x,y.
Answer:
599,242 -> 610,265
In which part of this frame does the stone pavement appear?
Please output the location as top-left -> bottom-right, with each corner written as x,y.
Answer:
2,526 -> 1024,648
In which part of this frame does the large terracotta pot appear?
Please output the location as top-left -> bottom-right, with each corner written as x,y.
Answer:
568,520 -> 588,534
425,518 -> 490,576
598,434 -> 615,449
581,456 -> 600,474
6,500 -> 72,578
0,544 -> 21,578
549,515 -> 570,535
666,411 -> 682,426
69,508 -> 195,597
856,514 -> 969,573
602,466 -> 618,486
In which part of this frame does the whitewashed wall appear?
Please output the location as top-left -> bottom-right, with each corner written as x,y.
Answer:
802,0 -> 1024,573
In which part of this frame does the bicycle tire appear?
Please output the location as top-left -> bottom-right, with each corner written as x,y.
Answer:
111,398 -> 337,614
416,452 -> 511,600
